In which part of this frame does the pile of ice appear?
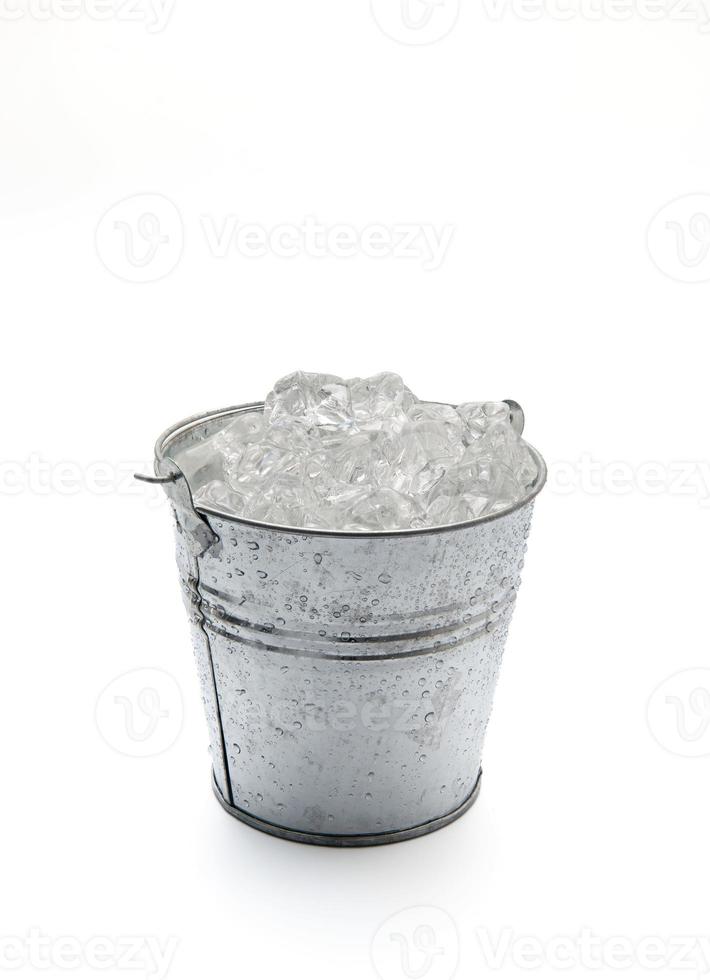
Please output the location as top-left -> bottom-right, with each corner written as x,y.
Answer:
174,372 -> 538,531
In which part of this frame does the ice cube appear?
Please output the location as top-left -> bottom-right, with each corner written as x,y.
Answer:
226,441 -> 300,486
345,487 -> 424,531
457,401 -> 509,442
192,479 -> 249,514
349,372 -> 415,430
264,371 -> 353,433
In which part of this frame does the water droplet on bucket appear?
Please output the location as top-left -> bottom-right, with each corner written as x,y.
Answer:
378,572 -> 392,584
314,553 -> 322,564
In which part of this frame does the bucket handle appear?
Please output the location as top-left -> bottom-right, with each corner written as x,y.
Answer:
504,399 -> 525,436
134,473 -> 179,485
134,465 -> 219,558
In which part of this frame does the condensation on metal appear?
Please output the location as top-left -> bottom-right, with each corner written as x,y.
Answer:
152,402 -> 546,845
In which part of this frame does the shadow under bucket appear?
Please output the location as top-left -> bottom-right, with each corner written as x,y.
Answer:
143,401 -> 546,846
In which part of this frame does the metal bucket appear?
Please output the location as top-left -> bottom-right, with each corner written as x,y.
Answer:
143,401 -> 546,846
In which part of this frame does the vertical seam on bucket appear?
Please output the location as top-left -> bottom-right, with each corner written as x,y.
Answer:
194,554 -> 234,808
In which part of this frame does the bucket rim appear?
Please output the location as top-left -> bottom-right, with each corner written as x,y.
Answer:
154,402 -> 547,539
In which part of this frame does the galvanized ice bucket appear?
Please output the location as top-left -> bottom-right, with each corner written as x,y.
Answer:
144,401 -> 546,846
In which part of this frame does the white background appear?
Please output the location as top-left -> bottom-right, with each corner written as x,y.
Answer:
2,1 -> 710,978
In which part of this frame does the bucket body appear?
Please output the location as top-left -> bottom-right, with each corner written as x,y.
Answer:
153,404 -> 545,845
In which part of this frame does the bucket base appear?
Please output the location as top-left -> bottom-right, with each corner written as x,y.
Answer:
211,768 -> 482,847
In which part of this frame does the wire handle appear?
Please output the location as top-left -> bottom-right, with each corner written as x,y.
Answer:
504,399 -> 525,436
134,472 -> 179,485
